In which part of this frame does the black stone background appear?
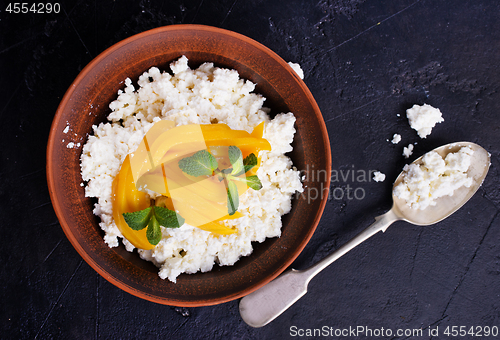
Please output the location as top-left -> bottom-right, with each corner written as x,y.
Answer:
1,0 -> 499,339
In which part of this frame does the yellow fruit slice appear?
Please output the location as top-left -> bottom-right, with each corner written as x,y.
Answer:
112,155 -> 154,250
113,121 -> 270,248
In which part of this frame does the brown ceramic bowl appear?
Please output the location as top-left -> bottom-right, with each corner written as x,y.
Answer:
47,25 -> 331,306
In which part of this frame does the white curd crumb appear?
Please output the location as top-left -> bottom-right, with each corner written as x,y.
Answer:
373,171 -> 386,182
391,134 -> 401,144
288,62 -> 304,79
393,146 -> 474,210
403,144 -> 414,158
67,142 -> 75,149
406,103 -> 444,138
170,55 -> 189,74
63,125 -> 70,134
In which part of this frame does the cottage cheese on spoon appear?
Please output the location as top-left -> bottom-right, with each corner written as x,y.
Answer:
393,146 -> 474,210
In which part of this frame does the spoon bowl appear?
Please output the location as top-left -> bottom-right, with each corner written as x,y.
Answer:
393,141 -> 491,225
239,142 -> 490,327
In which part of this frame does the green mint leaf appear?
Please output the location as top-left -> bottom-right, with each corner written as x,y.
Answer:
228,145 -> 242,164
243,153 -> 258,173
179,150 -> 218,177
226,180 -> 239,215
243,153 -> 257,166
243,175 -> 263,190
233,175 -> 263,190
228,146 -> 245,176
154,206 -> 184,228
122,207 -> 152,231
146,215 -> 162,245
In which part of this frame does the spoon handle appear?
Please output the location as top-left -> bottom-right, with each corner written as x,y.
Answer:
304,208 -> 399,278
239,208 -> 400,328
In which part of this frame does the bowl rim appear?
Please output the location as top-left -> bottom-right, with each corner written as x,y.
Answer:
46,24 -> 331,306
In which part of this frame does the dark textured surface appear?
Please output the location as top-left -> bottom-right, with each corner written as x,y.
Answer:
1,0 -> 499,339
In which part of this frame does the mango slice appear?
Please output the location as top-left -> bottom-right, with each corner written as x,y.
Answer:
112,121 -> 270,249
112,155 -> 155,250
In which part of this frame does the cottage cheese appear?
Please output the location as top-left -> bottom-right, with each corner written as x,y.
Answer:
288,62 -> 304,79
393,146 -> 474,210
373,171 -> 386,182
406,104 -> 444,138
80,56 -> 303,282
403,143 -> 414,158
391,133 -> 401,144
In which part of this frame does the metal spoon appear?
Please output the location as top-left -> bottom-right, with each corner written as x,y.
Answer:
239,142 -> 490,327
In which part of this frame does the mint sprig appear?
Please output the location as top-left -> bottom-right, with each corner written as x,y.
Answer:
226,180 -> 239,215
178,146 -> 263,216
178,150 -> 218,176
146,215 -> 162,245
232,174 -> 263,191
123,205 -> 185,246
228,145 -> 244,176
123,207 -> 152,231
243,153 -> 258,174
